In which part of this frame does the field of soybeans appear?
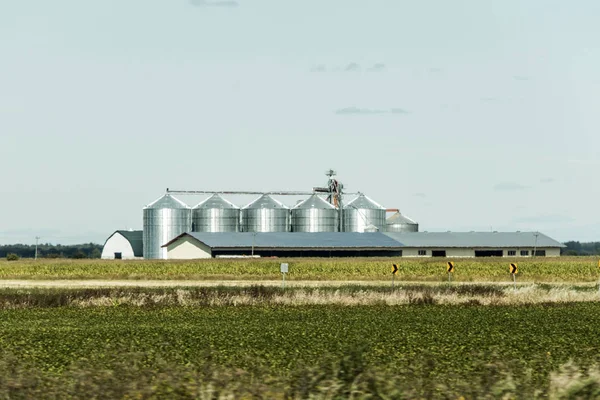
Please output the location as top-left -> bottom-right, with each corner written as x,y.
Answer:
2,258 -> 600,398
0,256 -> 599,281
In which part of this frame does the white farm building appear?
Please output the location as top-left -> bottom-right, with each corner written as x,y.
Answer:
159,231 -> 564,260
101,230 -> 143,260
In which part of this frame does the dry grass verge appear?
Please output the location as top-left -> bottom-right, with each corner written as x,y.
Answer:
1,283 -> 600,308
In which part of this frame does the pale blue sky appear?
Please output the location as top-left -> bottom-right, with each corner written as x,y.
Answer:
1,0 -> 598,244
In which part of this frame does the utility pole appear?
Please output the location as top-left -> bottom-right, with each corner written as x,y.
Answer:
533,232 -> 539,258
35,236 -> 41,260
251,232 -> 256,257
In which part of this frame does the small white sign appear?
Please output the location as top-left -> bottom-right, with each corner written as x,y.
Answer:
280,263 -> 289,273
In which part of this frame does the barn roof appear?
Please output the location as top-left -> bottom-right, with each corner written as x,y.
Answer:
163,232 -> 402,250
104,230 -> 143,256
383,232 -> 565,248
162,231 -> 565,250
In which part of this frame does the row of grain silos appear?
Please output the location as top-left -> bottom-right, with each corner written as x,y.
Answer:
142,193 -> 418,259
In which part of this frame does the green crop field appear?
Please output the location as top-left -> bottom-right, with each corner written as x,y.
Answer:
3,258 -> 600,398
1,301 -> 600,398
1,256 -> 599,282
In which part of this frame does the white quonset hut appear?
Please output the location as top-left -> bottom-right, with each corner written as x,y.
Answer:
101,230 -> 143,260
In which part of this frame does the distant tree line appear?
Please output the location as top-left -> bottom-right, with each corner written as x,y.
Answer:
0,243 -> 102,259
561,242 -> 600,256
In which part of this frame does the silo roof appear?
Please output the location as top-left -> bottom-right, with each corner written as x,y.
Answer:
386,212 -> 417,225
243,194 -> 289,209
345,194 -> 385,210
194,194 -> 239,209
144,194 -> 190,210
293,194 -> 336,210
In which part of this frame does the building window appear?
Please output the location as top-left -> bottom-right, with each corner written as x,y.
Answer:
418,250 -> 427,256
507,250 -> 516,256
520,250 -> 529,256
534,250 -> 546,257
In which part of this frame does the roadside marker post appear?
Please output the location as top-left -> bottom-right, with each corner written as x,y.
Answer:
447,262 -> 455,282
392,263 -> 398,289
510,263 -> 518,289
280,263 -> 288,289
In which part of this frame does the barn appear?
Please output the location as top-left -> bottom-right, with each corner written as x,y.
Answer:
161,231 -> 564,259
162,232 -> 404,259
101,230 -> 143,260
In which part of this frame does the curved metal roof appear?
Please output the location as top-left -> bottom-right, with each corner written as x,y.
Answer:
243,194 -> 289,210
292,194 -> 336,210
103,230 -> 143,257
193,194 -> 239,210
386,211 -> 417,225
345,194 -> 385,210
144,194 -> 190,210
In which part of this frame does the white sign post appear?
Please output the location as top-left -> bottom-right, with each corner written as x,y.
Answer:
280,263 -> 289,289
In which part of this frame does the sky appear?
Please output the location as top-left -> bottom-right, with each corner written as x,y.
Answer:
0,0 -> 599,245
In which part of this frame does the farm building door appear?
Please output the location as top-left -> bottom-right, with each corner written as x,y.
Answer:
114,252 -> 122,260
431,250 -> 447,257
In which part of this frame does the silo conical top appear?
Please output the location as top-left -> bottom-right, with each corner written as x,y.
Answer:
345,194 -> 385,210
144,194 -> 190,210
386,211 -> 417,225
293,194 -> 336,210
194,194 -> 239,210
244,194 -> 289,210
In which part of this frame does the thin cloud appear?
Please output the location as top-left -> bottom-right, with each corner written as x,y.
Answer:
513,75 -> 531,81
367,63 -> 386,72
413,193 -> 427,198
310,62 -> 386,73
189,0 -> 239,7
540,178 -> 555,184
335,107 -> 409,115
344,62 -> 360,72
493,182 -> 530,191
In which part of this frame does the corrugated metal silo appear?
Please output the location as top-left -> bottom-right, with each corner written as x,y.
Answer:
291,194 -> 338,232
343,194 -> 386,232
143,194 -> 192,259
384,211 -> 419,232
192,194 -> 240,232
241,194 -> 290,232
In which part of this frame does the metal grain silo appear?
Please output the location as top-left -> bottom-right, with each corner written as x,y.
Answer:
192,194 -> 240,232
143,194 -> 191,259
343,194 -> 386,232
291,194 -> 338,232
384,211 -> 419,232
241,194 -> 290,232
